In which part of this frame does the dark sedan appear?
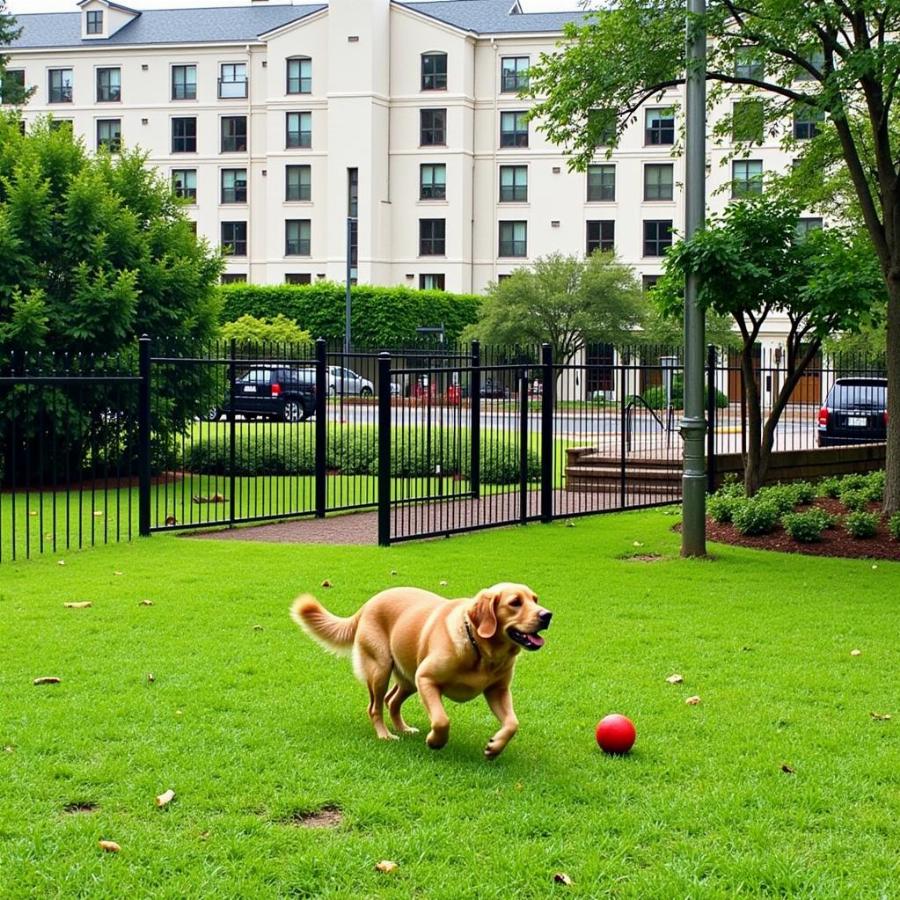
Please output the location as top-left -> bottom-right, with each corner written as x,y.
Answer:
209,366 -> 317,422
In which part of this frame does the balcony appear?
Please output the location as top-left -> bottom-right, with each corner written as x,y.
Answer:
218,78 -> 248,100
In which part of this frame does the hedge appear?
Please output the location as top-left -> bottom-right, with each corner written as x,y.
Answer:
185,429 -> 540,485
218,283 -> 481,347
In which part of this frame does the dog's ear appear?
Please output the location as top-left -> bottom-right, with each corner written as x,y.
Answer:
472,587 -> 500,640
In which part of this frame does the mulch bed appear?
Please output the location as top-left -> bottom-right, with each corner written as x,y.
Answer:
705,498 -> 900,561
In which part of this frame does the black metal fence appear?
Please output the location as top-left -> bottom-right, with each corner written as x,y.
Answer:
0,338 -> 887,559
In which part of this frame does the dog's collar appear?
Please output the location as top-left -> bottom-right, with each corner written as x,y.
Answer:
463,615 -> 481,662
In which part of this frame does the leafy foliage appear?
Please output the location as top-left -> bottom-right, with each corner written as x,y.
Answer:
888,512 -> 900,541
640,375 -> 728,410
220,315 -> 311,345
464,252 -> 644,364
218,283 -> 480,348
731,498 -> 780,535
781,509 -> 832,543
844,511 -> 878,539
0,2 -> 30,106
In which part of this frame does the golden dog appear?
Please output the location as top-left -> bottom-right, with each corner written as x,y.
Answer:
291,583 -> 551,758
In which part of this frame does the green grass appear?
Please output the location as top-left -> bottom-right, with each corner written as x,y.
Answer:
2,512 -> 898,897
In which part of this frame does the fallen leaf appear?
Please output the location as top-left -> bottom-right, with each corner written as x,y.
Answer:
565,520 -> 575,528
93,511 -> 103,518
321,579 -> 332,588
33,676 -> 61,685
155,789 -> 175,808
114,571 -> 124,576
98,840 -> 120,853
781,764 -> 796,774
57,560 -> 65,566
870,712 -> 892,721
439,580 -> 448,587
553,873 -> 574,886
685,695 -> 701,705
29,510 -> 37,517
175,710 -> 183,716
514,781 -> 524,791
666,674 -> 684,684
390,570 -> 398,576
64,601 -> 92,609
850,649 -> 862,657
375,860 -> 398,874
139,599 -> 154,607
632,541 -> 643,547
253,624 -> 263,631
3,746 -> 14,753
146,673 -> 155,683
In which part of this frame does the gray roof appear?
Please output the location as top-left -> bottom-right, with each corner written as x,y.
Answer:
396,0 -> 586,34
9,4 -> 325,49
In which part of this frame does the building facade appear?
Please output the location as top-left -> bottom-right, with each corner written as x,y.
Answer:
4,0 -> 822,321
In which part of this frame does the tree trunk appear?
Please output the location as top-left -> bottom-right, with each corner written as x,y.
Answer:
741,347 -> 763,495
885,274 -> 900,516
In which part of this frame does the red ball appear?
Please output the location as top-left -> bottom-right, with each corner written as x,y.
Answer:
595,714 -> 636,754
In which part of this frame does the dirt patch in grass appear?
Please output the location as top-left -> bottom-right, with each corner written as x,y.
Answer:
285,805 -> 343,829
63,802 -> 98,815
622,553 -> 668,562
705,498 -> 900,561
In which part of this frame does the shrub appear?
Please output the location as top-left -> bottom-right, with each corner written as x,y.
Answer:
756,485 -> 800,516
818,476 -> 843,499
839,487 -> 870,512
781,509 -> 831,543
862,470 -> 885,503
844,511 -> 878,539
708,493 -> 739,523
791,481 -> 817,505
220,314 -> 312,345
717,474 -> 745,499
838,473 -> 869,493
731,498 -> 780,536
888,512 -> 900,541
640,381 -> 729,410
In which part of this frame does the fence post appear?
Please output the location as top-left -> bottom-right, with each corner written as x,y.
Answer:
470,340 -> 481,500
619,355 -> 628,509
228,338 -> 236,528
315,337 -> 327,518
519,370 -> 529,524
540,343 -> 554,523
377,352 -> 392,546
138,335 -> 151,537
706,344 -> 717,493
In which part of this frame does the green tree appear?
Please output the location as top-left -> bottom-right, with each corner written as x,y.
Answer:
655,197 -> 882,494
220,314 -> 312,345
526,0 -> 900,514
465,251 -> 645,364
0,115 -> 222,482
0,2 -> 29,106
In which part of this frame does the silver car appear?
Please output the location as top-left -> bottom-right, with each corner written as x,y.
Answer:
325,365 -> 374,397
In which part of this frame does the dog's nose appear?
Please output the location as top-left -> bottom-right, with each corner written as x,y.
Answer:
539,609 -> 552,627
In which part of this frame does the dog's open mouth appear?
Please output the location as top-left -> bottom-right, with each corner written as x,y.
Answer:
507,627 -> 546,651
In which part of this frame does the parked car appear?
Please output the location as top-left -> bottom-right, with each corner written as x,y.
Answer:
480,378 -> 512,399
817,377 -> 887,446
323,365 -> 374,398
209,366 -> 316,422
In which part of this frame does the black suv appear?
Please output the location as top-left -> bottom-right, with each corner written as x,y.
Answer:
817,377 -> 887,446
210,366 -> 316,422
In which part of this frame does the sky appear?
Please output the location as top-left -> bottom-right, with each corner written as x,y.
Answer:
6,0 -> 589,13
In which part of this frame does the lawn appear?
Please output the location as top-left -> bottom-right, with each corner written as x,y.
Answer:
1,511 -> 898,898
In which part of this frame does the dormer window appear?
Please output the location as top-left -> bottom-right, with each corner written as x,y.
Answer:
86,10 -> 103,34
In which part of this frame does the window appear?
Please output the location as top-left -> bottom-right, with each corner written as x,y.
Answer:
500,111 -> 528,147
221,273 -> 247,284
731,160 -> 763,197
642,275 -> 660,292
796,49 -> 825,81
794,105 -> 824,139
587,164 -> 615,201
171,65 -> 197,100
0,69 -> 25,104
586,220 -> 615,255
420,164 -> 446,200
645,108 -> 674,145
499,221 -> 527,257
420,109 -> 446,146
286,273 -> 312,285
419,274 -> 445,290
96,67 -> 121,103
644,163 -> 674,201
172,169 -> 197,200
48,69 -> 73,104
421,53 -> 447,91
734,49 -> 764,80
219,63 -> 247,99
796,217 -> 823,238
221,116 -> 247,152
501,56 -> 529,93
286,111 -> 312,148
97,119 -> 121,152
221,168 -> 247,204
49,118 -> 72,132
643,220 -> 672,256
499,165 -> 527,202
221,221 -> 247,256
86,10 -> 103,34
419,219 -> 446,255
732,100 -> 764,142
172,117 -> 197,152
286,57 -> 312,94
285,219 -> 311,256
285,165 -> 311,201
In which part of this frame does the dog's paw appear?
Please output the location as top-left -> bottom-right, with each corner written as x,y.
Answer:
426,727 -> 448,750
484,738 -> 506,759
377,731 -> 400,741
399,725 -> 420,735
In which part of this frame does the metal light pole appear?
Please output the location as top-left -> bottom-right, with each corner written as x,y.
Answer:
345,215 -> 357,355
681,0 -> 707,556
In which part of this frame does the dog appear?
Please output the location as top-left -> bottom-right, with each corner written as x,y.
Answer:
290,583 -> 551,758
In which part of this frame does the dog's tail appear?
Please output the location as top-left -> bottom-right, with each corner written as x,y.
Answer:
290,594 -> 360,657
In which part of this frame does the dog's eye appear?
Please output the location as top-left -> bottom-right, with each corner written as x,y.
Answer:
509,598 -> 522,608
